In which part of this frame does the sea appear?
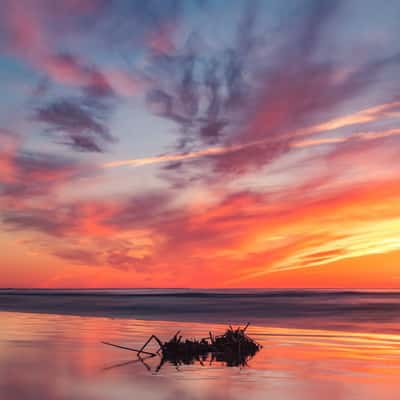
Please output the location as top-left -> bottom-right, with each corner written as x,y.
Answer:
1,289 -> 400,399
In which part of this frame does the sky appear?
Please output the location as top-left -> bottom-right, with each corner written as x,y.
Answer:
0,0 -> 400,288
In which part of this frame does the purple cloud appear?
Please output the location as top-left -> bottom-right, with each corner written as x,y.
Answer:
35,97 -> 115,152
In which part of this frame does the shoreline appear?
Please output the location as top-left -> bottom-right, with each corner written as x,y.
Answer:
1,291 -> 400,335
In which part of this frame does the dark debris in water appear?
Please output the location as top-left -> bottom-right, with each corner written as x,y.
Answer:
102,323 -> 262,372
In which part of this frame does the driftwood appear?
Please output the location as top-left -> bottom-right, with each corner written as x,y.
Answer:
102,323 -> 262,372
101,341 -> 157,356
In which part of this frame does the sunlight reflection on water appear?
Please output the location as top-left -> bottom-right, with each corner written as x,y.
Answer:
1,312 -> 400,400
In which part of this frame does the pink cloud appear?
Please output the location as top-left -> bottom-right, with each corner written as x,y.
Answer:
3,1 -> 46,56
0,129 -> 94,209
41,54 -> 90,87
1,0 -> 141,97
147,24 -> 176,54
103,69 -> 144,97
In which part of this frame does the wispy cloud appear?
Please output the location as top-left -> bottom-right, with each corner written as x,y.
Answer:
103,142 -> 256,168
35,97 -> 116,152
104,101 -> 400,168
292,128 -> 400,148
295,100 -> 400,136
139,1 -> 400,181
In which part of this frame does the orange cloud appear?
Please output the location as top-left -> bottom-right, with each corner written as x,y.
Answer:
4,115 -> 400,288
2,170 -> 400,288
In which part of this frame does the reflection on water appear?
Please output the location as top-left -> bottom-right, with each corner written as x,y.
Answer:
1,311 -> 400,399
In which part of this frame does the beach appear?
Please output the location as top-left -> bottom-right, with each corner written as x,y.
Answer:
1,290 -> 400,399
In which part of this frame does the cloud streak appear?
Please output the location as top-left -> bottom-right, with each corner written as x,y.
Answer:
103,142 -> 256,168
104,100 -> 400,168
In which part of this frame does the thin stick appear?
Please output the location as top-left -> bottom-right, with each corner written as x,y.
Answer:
243,322 -> 250,332
171,331 -> 181,342
138,335 -> 163,356
101,341 -> 157,356
138,336 -> 156,355
209,331 -> 214,345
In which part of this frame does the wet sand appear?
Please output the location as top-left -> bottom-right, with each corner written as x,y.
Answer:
1,311 -> 400,400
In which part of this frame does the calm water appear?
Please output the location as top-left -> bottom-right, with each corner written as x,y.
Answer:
2,289 -> 400,332
1,308 -> 400,400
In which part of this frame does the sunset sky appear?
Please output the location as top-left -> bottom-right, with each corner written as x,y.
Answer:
0,0 -> 399,288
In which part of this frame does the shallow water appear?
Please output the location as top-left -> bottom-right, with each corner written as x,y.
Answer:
1,311 -> 400,400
